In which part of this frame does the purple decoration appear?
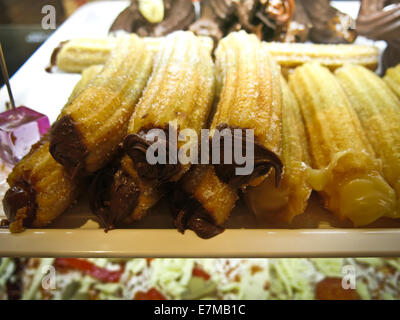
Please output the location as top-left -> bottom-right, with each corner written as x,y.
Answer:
0,106 -> 50,165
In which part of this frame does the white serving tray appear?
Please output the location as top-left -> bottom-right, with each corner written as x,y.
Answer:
0,1 -> 399,258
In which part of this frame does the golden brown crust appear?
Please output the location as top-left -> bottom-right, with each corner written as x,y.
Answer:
246,76 -> 312,223
125,31 -> 216,184
50,35 -> 154,175
336,64 -> 400,198
289,62 -> 397,226
212,31 -> 283,187
4,141 -> 83,232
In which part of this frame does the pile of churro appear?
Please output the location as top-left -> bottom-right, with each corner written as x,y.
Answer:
2,31 -> 400,238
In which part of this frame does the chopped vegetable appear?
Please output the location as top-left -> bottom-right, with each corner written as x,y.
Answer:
316,278 -> 359,300
135,288 -> 166,300
192,266 -> 211,281
54,258 -> 122,283
312,258 -> 344,278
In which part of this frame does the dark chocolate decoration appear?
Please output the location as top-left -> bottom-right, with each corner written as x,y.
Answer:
300,0 -> 356,44
189,0 -> 225,44
170,186 -> 224,239
212,124 -> 283,189
89,162 -> 140,229
191,0 -> 299,44
2,179 -> 37,228
382,40 -> 400,73
281,0 -> 311,42
356,0 -> 400,73
209,0 -> 236,20
109,4 -> 138,34
190,0 -> 238,44
109,0 -> 195,36
49,115 -> 88,177
236,0 -> 263,39
46,40 -> 68,73
235,0 -> 296,40
124,126 -> 181,184
261,0 -> 295,27
357,0 -> 400,41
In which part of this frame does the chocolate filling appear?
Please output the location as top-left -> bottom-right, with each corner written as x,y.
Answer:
46,40 -> 68,73
49,115 -> 88,177
170,186 -> 224,239
185,211 -> 225,239
212,124 -> 283,188
89,163 -> 140,229
124,126 -> 182,184
2,179 -> 37,228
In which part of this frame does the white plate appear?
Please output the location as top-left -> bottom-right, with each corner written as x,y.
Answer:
1,1 -> 399,258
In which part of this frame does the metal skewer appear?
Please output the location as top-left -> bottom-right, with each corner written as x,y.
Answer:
0,43 -> 16,110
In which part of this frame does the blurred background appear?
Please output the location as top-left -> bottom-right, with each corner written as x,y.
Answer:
0,0 -> 108,86
0,0 -> 355,87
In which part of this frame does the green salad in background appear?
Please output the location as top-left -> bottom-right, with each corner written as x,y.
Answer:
1,257 -> 399,300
